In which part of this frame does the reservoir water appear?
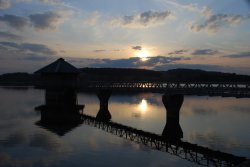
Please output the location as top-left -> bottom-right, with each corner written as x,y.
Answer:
0,87 -> 249,167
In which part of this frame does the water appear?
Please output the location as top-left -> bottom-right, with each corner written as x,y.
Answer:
0,87 -> 250,167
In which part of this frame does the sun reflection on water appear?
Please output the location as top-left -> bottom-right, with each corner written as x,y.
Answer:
138,99 -> 148,114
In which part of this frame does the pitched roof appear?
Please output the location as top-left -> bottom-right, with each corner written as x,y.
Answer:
34,58 -> 79,74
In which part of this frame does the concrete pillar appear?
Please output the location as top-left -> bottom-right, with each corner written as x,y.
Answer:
96,90 -> 112,121
162,94 -> 184,141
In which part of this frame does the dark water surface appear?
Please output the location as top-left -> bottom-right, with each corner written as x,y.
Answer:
0,87 -> 250,167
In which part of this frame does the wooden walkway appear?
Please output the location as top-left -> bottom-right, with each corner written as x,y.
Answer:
83,81 -> 250,98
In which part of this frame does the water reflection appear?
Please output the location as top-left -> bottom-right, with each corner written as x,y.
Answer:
34,89 -> 247,165
132,98 -> 149,118
80,114 -> 246,166
138,99 -> 148,114
35,88 -> 84,136
96,90 -> 112,121
1,87 -> 250,167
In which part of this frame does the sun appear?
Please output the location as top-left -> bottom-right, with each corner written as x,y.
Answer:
136,50 -> 150,61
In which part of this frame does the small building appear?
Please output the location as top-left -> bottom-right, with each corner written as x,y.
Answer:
34,58 -> 84,124
34,58 -> 79,89
34,58 -> 80,107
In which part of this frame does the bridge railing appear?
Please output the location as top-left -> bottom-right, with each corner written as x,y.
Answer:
83,81 -> 250,90
80,81 -> 250,97
84,81 -> 250,88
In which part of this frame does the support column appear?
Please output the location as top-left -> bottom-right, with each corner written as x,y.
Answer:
96,90 -> 112,121
162,94 -> 184,141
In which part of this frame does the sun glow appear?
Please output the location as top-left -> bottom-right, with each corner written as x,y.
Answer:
138,99 -> 148,113
136,50 -> 151,61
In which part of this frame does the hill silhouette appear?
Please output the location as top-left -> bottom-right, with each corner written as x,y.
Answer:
78,68 -> 250,82
1,68 -> 250,86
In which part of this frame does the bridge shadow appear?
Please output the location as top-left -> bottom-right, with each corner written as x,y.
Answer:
80,114 -> 246,166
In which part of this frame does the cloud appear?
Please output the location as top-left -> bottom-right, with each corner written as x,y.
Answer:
38,0 -> 62,5
93,49 -> 106,53
0,46 -> 55,73
111,10 -> 172,28
0,41 -> 19,48
188,129 -> 250,151
0,0 -> 10,9
223,52 -> 250,58
163,1 -> 199,12
75,56 -> 250,74
29,132 -> 63,151
168,49 -> 189,55
0,131 -> 28,147
0,10 -> 71,31
0,130 -> 72,167
201,6 -> 213,18
154,63 -> 225,71
246,0 -> 250,7
132,46 -> 142,50
0,31 -> 22,40
0,41 -> 56,55
15,0 -> 32,2
29,11 -> 65,30
0,14 -> 29,30
84,12 -> 100,26
139,56 -> 185,67
1,53 -> 250,75
190,10 -> 250,33
193,108 -> 217,116
167,48 -> 219,56
91,57 -> 139,68
90,56 -> 185,69
191,49 -> 218,55
22,43 -> 56,54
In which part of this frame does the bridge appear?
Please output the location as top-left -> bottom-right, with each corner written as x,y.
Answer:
80,114 -> 246,167
79,80 -> 250,141
83,81 -> 250,98
34,58 -> 250,165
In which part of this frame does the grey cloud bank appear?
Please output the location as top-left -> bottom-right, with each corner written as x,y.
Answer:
0,0 -> 10,9
190,8 -> 250,33
0,31 -> 22,40
191,49 -> 218,55
111,10 -> 172,28
0,14 -> 29,30
0,10 -> 69,31
224,52 -> 250,58
0,42 -> 56,55
29,11 -> 63,30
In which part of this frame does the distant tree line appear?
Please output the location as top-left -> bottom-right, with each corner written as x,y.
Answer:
1,68 -> 250,86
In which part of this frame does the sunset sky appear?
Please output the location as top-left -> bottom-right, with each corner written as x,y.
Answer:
0,0 -> 250,74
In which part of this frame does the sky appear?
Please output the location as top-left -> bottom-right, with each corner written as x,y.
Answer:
0,0 -> 250,74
